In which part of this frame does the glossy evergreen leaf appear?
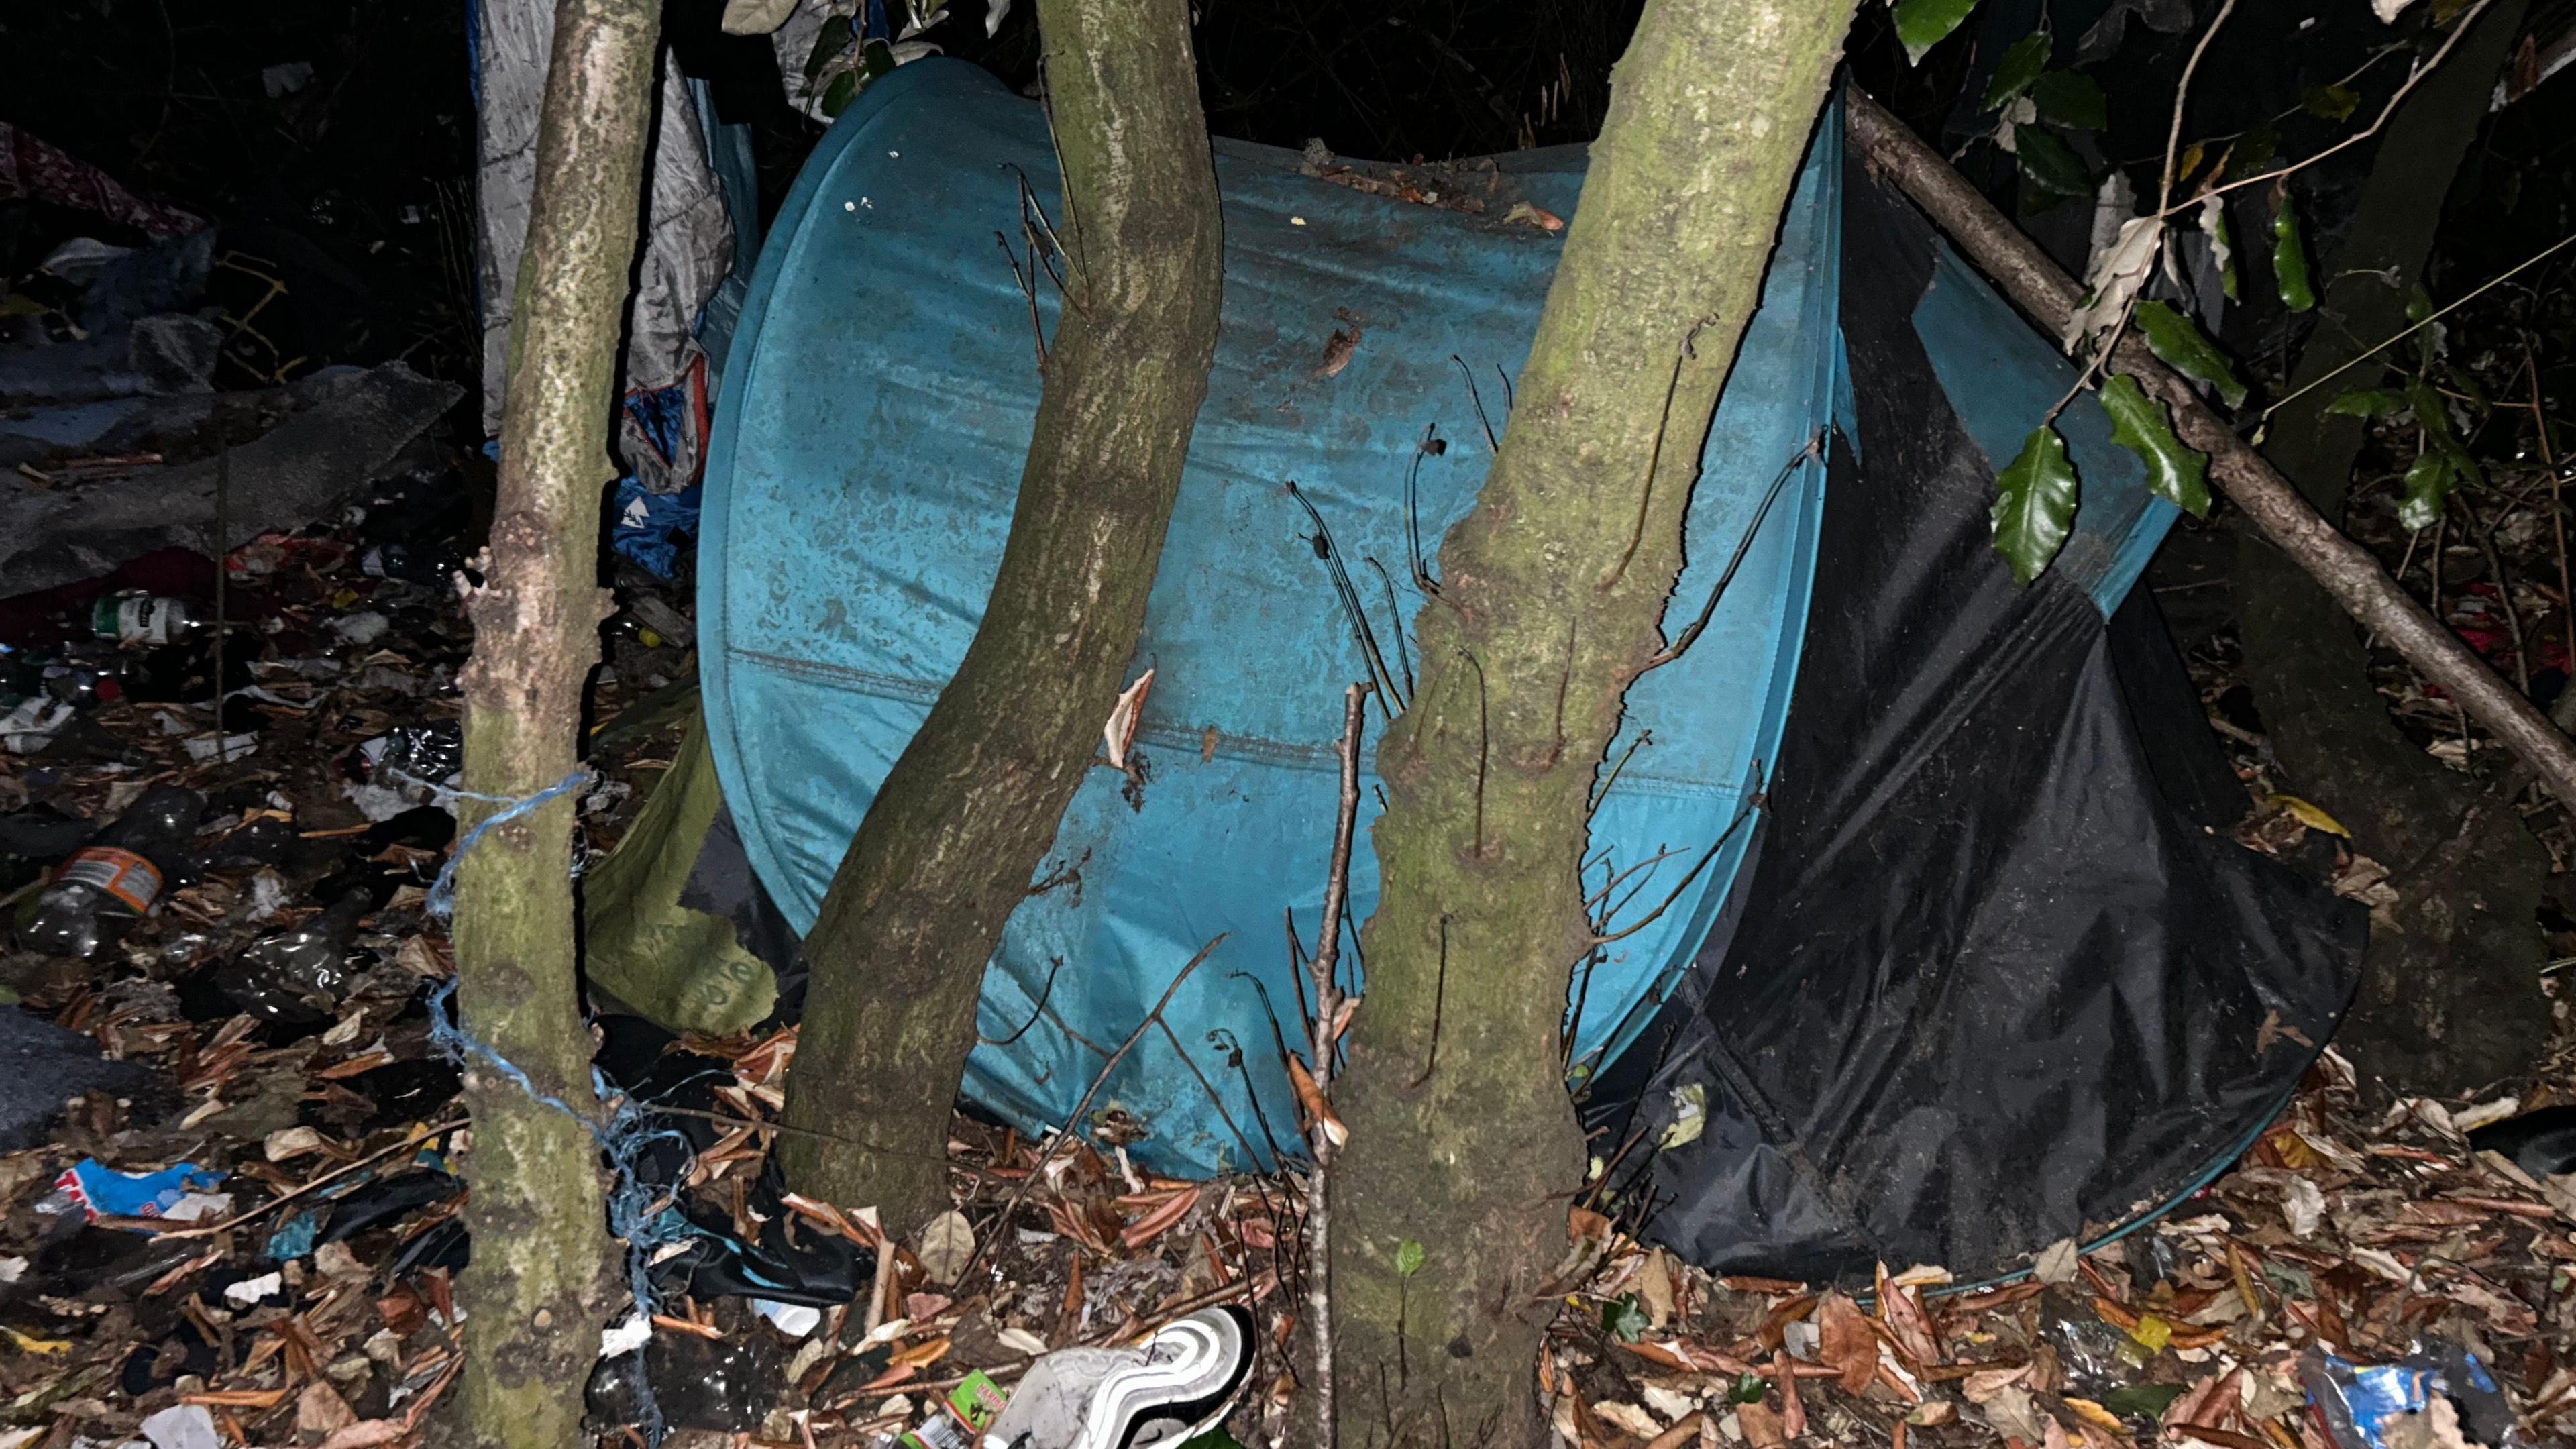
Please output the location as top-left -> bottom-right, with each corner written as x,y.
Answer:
2100,375 -> 2210,517
2398,451 -> 2455,532
1990,425 -> 2079,586
2325,388 -> 2406,417
1981,32 -> 2051,111
804,13 -> 852,80
2273,193 -> 2315,312
818,69 -> 857,117
2133,301 -> 2249,409
2031,70 -> 2108,131
1892,0 -> 1982,65
2014,125 -> 2093,203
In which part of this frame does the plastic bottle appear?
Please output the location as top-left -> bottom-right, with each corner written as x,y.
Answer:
212,888 -> 372,1024
19,786 -> 205,957
89,594 -> 204,647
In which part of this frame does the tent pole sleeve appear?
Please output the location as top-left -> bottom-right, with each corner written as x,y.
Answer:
1844,88 -> 2576,813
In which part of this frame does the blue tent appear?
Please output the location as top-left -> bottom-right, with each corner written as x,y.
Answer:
697,60 -> 2355,1275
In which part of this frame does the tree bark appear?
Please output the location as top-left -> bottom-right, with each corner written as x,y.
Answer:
1328,4 -> 1858,1446
445,0 -> 658,1443
775,0 -> 1224,1231
1847,7 -> 2554,1100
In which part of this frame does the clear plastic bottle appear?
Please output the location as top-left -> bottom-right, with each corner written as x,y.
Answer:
89,594 -> 204,647
19,786 -> 205,957
213,888 -> 372,1024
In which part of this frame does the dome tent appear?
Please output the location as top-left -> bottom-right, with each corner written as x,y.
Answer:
692,59 -> 2358,1277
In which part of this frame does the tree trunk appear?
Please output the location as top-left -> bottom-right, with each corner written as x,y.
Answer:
1328,3 -> 1856,1444
2228,0 -> 2543,1102
447,0 -> 659,1442
775,0 -> 1224,1231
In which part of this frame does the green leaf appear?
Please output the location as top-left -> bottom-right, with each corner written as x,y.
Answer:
1601,1294 -> 1651,1344
1990,425 -> 2080,586
2300,83 -> 2359,121
1178,1432 -> 1247,1449
1981,32 -> 2051,111
2405,376 -> 2484,487
818,68 -> 858,117
1730,1373 -> 1768,1405
2133,301 -> 2249,409
1892,0 -> 1982,65
1395,1240 -> 1426,1278
2031,70 -> 2107,131
2326,388 -> 2407,417
2273,193 -> 2315,312
2102,1383 -> 2188,1421
2399,451 -> 2456,533
2013,125 -> 2094,203
804,13 -> 853,80
2100,375 -> 2210,517
861,36 -> 899,79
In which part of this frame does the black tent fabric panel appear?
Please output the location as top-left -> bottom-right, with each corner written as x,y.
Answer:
1603,155 -> 2363,1281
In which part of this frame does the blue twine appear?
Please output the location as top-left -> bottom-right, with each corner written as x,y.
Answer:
413,763 -> 702,1448
410,767 -> 592,920
427,980 -> 714,1447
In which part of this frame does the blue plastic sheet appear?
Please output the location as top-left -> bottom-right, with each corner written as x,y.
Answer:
698,64 -> 2057,1174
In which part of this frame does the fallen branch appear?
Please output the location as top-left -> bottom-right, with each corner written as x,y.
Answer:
1845,88 -> 2576,812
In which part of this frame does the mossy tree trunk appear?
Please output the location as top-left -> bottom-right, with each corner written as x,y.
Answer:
1328,3 -> 1856,1445
775,0 -> 1224,1230
447,0 -> 658,1442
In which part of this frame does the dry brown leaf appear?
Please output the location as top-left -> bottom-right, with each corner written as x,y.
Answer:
1284,1055 -> 1347,1148
1817,1291 -> 1878,1395
298,1381 -> 356,1436
916,1210 -> 975,1287
1120,1186 -> 1202,1252
1635,1249 -> 1676,1329
1104,669 -> 1155,771
1774,1348 -> 1807,1438
1737,1399 -> 1788,1449
1876,1263 -> 1943,1366
317,1422 -> 406,1449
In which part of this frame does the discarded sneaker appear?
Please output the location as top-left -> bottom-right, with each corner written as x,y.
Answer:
979,1303 -> 1254,1449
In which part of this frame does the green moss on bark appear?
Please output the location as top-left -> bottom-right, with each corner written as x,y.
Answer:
775,0 -> 1224,1231
444,0 -> 659,1442
1328,3 -> 1858,1444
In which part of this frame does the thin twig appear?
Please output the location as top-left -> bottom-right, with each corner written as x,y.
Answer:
960,934 -> 1227,1281
1305,682 -> 1369,1449
1590,765 -> 1765,947
1452,356 -> 1500,454
1640,434 -> 1818,671
978,955 -> 1068,1046
2174,0 -> 2496,215
2530,337 -> 2575,677
1410,915 -> 1450,1088
2159,0 -> 2235,220
994,231 -> 1049,370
